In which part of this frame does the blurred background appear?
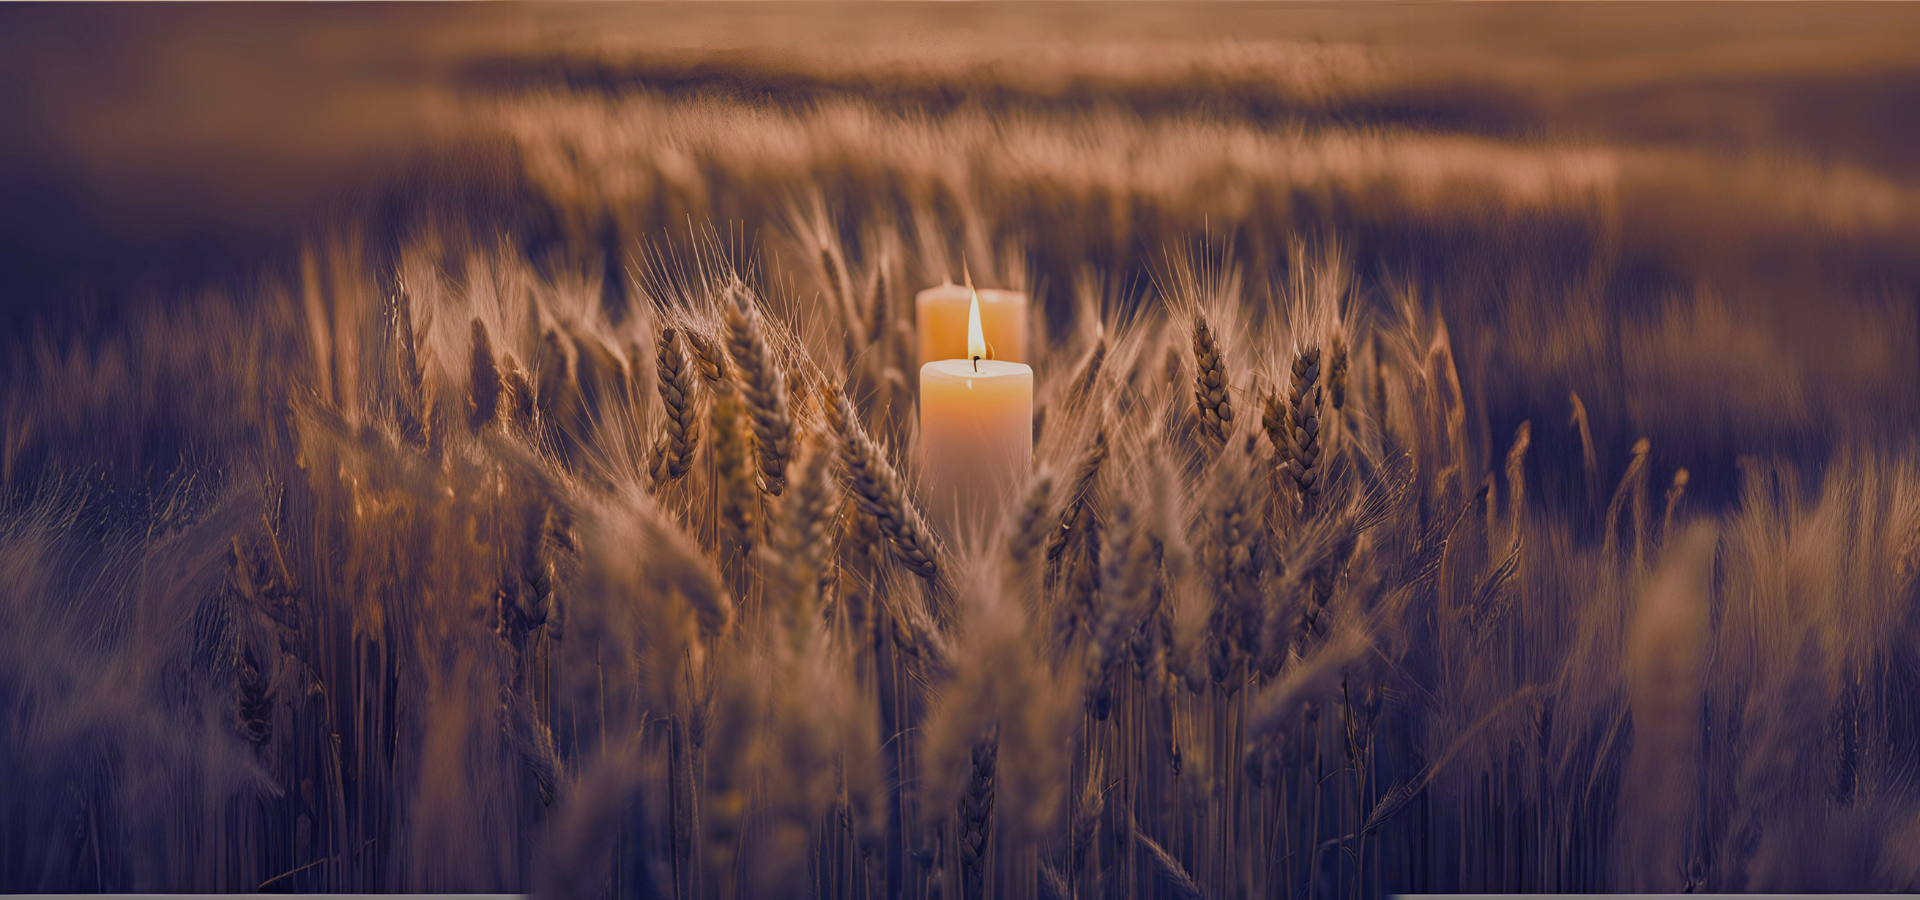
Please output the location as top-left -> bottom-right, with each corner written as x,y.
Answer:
3,1 -> 1919,497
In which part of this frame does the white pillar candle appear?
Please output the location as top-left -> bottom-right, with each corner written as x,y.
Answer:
919,289 -> 1034,539
916,280 -> 1029,365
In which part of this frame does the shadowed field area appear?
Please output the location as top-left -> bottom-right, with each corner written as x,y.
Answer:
4,3 -> 1920,896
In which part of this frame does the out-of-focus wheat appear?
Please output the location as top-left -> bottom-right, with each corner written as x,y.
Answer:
7,25 -> 1920,896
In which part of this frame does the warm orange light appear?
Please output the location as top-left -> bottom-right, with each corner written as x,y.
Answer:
967,288 -> 987,362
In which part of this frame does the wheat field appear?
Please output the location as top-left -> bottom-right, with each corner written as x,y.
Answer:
4,3 -> 1920,897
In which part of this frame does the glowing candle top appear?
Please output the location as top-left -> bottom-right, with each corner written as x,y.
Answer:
916,279 -> 1028,365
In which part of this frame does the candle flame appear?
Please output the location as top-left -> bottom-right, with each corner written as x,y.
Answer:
967,288 -> 987,362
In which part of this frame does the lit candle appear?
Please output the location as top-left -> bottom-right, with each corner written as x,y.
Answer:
919,288 -> 1034,538
916,279 -> 1029,365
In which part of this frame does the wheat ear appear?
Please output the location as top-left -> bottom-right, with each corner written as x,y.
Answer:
652,328 -> 699,485
866,253 -> 892,347
1127,815 -> 1203,900
819,242 -> 865,363
1329,332 -> 1349,410
469,318 -> 501,434
724,290 -> 794,495
1504,421 -> 1531,552
1261,387 -> 1292,522
1066,337 -> 1106,414
500,353 -> 535,436
683,327 -> 730,391
1570,391 -> 1599,508
1661,468 -> 1690,548
1370,331 -> 1389,423
1007,471 -> 1055,578
1190,313 -> 1233,447
394,292 -> 430,449
958,732 -> 998,900
1046,429 -> 1108,564
1602,437 -> 1651,563
826,387 -> 939,581
1284,344 -> 1325,517
710,357 -> 757,560
766,430 -> 839,639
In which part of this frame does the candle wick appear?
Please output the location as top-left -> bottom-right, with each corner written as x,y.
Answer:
972,355 -> 980,373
